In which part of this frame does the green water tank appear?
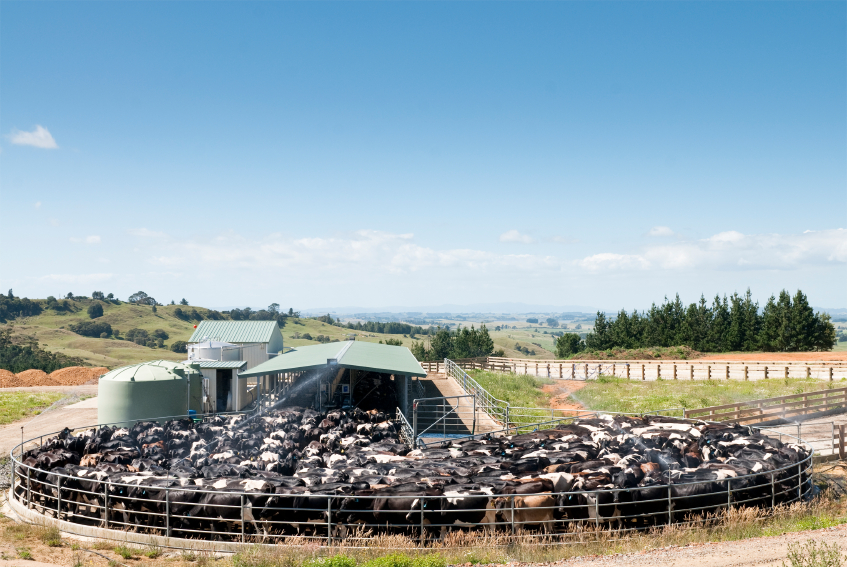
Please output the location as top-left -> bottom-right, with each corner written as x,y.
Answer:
98,360 -> 199,427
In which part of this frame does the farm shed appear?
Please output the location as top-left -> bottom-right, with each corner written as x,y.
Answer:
241,340 -> 426,414
187,321 -> 285,412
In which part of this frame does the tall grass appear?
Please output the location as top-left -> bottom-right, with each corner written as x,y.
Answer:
0,392 -> 65,426
467,370 -> 553,408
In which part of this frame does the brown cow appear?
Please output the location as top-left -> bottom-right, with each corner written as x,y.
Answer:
494,494 -> 556,533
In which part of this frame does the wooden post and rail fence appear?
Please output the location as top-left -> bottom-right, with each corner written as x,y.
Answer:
418,357 -> 847,381
682,387 -> 847,424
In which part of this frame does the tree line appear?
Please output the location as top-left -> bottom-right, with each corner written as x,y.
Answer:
411,325 -> 500,361
0,328 -> 84,373
345,321 -> 433,336
555,289 -> 836,357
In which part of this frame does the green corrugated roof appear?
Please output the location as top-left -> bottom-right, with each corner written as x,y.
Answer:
240,341 -> 426,378
188,321 -> 280,344
192,360 -> 247,369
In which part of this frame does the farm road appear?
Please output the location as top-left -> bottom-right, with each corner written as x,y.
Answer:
528,524 -> 847,567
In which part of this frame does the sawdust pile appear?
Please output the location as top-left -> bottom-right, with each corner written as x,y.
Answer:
0,366 -> 108,388
49,366 -> 108,385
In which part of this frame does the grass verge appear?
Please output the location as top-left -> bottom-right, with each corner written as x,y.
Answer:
571,375 -> 834,416
224,491 -> 845,566
467,370 -> 553,408
0,392 -> 67,426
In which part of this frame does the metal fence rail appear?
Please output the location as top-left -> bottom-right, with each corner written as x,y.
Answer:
445,358 -> 509,426
411,394 -> 477,445
8,416 -> 814,549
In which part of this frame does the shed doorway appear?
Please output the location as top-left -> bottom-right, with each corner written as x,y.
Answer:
216,369 -> 232,412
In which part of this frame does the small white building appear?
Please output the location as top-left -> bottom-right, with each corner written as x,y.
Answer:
187,321 -> 284,412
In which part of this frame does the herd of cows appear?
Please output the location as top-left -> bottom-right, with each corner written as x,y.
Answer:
14,407 -> 811,541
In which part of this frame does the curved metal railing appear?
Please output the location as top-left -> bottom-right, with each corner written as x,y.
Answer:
7,414 -> 814,547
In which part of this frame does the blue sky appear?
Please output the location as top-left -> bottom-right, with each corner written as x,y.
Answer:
2,2 -> 845,311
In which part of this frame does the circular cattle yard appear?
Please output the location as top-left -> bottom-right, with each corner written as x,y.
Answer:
7,406 -> 813,548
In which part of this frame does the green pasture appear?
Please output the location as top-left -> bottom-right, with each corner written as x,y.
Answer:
571,375 -> 840,416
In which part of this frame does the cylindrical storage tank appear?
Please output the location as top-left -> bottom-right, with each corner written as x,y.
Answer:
144,360 -> 204,413
187,341 -> 236,363
98,361 -> 189,427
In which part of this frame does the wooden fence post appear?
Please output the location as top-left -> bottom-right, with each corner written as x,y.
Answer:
830,367 -> 834,382
839,425 -> 845,460
657,364 -> 661,380
806,366 -> 811,379
744,366 -> 748,381
641,364 -> 645,381
726,365 -> 730,380
673,364 -> 677,380
707,365 -> 711,380
784,366 -> 789,380
690,365 -> 694,380
764,366 -> 769,379
585,364 -> 589,379
626,364 -> 630,379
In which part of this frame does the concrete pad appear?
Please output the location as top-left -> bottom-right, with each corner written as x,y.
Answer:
62,397 -> 98,409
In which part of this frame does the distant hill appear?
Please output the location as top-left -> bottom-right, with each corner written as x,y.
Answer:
4,298 -> 435,368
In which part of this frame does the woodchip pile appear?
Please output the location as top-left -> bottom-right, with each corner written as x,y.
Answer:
0,366 -> 108,388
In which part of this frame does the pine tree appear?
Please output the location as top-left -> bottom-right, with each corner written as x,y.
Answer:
709,295 -> 730,352
741,289 -> 761,352
759,295 -> 781,351
585,311 -> 611,350
811,312 -> 837,351
775,290 -> 794,351
727,292 -> 745,351
790,290 -> 817,351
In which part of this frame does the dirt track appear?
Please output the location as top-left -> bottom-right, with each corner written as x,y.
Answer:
539,524 -> 847,567
698,352 -> 847,361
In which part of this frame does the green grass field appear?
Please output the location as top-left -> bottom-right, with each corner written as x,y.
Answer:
571,375 -> 842,416
0,392 -> 66,426
467,369 -> 553,407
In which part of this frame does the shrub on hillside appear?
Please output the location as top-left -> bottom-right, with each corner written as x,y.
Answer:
170,340 -> 187,353
555,333 -> 585,358
128,291 -> 157,306
381,338 -> 402,346
69,320 -> 112,338
153,329 -> 169,340
302,333 -> 313,340
125,328 -> 149,345
87,302 -> 104,319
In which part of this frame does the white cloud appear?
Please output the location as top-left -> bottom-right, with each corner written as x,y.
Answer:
577,253 -> 650,272
70,235 -> 101,244
647,226 -> 674,237
34,202 -> 41,209
9,125 -> 58,149
499,230 -> 535,244
577,228 -> 847,272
